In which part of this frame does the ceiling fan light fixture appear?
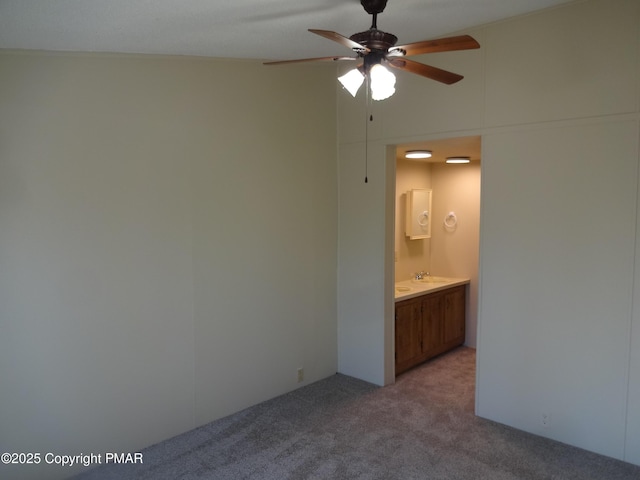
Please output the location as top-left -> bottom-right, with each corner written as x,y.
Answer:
338,68 -> 365,97
446,156 -> 471,164
266,0 -> 480,99
405,150 -> 432,159
369,63 -> 396,101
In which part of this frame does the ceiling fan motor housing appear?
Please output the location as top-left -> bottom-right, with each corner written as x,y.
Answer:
350,29 -> 398,52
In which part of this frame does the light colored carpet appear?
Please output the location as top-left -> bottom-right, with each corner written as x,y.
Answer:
75,347 -> 640,479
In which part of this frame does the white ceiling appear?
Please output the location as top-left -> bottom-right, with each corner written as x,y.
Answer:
0,0 -> 573,61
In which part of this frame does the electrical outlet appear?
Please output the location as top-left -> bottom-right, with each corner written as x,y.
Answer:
297,368 -> 304,383
541,412 -> 551,428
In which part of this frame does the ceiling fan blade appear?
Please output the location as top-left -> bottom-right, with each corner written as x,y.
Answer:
389,35 -> 479,57
264,56 -> 356,65
309,29 -> 370,53
388,58 -> 463,85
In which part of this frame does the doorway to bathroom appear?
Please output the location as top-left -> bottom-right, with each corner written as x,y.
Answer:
393,135 -> 481,356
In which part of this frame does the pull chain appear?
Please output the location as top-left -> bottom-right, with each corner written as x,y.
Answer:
364,74 -> 371,183
365,1 -> 378,186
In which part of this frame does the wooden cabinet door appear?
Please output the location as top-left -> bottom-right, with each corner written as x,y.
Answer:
395,299 -> 422,374
422,293 -> 443,357
443,286 -> 465,345
395,284 -> 468,376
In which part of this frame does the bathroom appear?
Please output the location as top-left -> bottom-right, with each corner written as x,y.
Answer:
394,135 -> 481,349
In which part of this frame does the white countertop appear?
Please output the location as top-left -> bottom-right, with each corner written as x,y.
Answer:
395,276 -> 470,302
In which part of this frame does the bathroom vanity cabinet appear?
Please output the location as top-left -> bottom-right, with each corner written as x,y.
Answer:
395,285 -> 466,375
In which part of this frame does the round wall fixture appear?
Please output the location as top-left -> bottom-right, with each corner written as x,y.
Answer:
444,211 -> 458,229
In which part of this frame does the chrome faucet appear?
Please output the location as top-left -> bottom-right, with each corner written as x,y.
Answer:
414,271 -> 430,280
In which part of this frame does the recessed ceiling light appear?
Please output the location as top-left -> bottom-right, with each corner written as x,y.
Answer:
446,156 -> 471,164
405,150 -> 432,159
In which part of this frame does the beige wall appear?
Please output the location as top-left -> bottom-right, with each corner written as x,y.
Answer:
0,51 -> 338,479
431,162 -> 480,346
337,0 -> 640,465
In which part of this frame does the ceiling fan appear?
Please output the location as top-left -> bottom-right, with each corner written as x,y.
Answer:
264,0 -> 480,100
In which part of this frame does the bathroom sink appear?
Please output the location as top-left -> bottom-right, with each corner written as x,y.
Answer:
395,286 -> 411,292
411,276 -> 449,284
